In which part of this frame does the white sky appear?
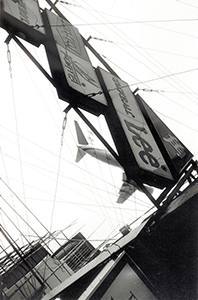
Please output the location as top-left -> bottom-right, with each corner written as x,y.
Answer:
0,0 -> 198,252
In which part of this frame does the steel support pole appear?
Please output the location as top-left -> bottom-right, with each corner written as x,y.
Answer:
72,106 -> 122,166
11,35 -> 55,87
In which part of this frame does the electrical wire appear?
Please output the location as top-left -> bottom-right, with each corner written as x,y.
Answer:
62,2 -> 198,40
60,1 -> 198,25
80,0 -> 198,107
69,0 -> 198,110
92,37 -> 198,61
175,0 -> 198,9
57,19 -> 198,29
6,43 -> 30,244
50,113 -> 67,233
0,147 -> 21,238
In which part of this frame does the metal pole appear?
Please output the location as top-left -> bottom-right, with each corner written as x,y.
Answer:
132,178 -> 159,209
11,36 -> 55,87
72,106 -> 122,166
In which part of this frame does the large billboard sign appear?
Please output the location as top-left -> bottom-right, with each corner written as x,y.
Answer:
96,67 -> 193,188
42,9 -> 107,115
0,0 -> 45,46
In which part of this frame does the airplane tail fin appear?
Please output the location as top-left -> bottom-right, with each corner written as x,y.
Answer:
74,121 -> 88,145
76,147 -> 86,162
74,121 -> 88,163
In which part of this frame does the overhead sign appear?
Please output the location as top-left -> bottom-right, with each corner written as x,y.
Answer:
135,94 -> 193,178
96,67 -> 193,188
42,9 -> 107,115
0,0 -> 45,46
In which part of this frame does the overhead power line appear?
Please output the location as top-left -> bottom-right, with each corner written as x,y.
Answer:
60,1 -> 198,22
74,0 -> 198,108
175,0 -> 198,9
91,36 -> 198,60
130,67 -> 198,86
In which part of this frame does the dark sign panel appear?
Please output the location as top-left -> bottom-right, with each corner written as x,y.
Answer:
135,94 -> 193,178
96,67 -> 192,188
0,0 -> 45,46
42,9 -> 107,115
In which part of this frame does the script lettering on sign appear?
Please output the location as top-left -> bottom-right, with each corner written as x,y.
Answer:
17,0 -> 30,25
124,119 -> 160,168
98,68 -> 173,180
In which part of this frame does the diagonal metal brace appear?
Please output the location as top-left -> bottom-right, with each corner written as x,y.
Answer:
11,35 -> 55,87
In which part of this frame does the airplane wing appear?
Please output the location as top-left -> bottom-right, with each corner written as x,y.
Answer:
117,181 -> 137,204
117,176 -> 154,204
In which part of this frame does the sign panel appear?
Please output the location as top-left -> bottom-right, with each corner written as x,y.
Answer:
42,9 -> 107,115
97,67 -> 174,186
135,94 -> 193,177
0,0 -> 45,46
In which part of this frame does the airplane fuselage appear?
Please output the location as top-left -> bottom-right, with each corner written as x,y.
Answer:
77,144 -> 121,168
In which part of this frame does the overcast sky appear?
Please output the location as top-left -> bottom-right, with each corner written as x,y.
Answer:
0,0 -> 198,251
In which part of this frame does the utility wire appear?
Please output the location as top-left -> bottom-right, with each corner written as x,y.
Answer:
92,37 -> 198,61
48,19 -> 198,26
175,0 -> 198,9
129,67 -> 198,87
72,0 -> 198,107
6,43 -> 29,244
61,1 -> 198,39
60,2 -> 198,23
0,147 -> 21,238
50,111 -> 68,233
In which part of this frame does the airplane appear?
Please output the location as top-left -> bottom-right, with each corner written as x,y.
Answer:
74,121 -> 153,204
